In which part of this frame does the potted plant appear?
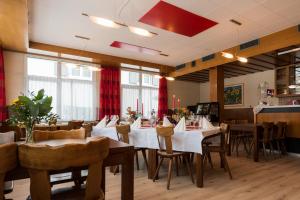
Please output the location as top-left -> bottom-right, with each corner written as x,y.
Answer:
7,89 -> 57,143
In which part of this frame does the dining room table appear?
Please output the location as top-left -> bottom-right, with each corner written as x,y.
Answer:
5,137 -> 134,200
229,123 -> 263,162
92,125 -> 222,188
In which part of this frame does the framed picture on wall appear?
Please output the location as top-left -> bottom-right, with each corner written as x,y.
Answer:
224,83 -> 244,107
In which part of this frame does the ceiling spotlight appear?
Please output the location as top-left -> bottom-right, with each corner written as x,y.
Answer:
89,16 -> 121,28
166,77 -> 175,81
88,66 -> 101,71
237,56 -> 248,63
288,85 -> 299,89
221,52 -> 234,59
154,74 -> 163,79
128,26 -> 156,37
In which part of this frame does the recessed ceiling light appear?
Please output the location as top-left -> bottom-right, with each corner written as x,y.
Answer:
222,52 -> 234,59
128,26 -> 156,37
237,56 -> 248,63
88,66 -> 101,71
166,77 -> 175,81
154,74 -> 162,79
89,16 -> 121,28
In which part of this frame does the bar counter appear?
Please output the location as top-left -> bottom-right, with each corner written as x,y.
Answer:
255,105 -> 300,153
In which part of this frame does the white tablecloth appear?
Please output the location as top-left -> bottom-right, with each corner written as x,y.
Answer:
92,127 -> 220,154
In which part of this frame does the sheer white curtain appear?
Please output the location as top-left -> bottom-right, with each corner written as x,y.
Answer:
61,79 -> 97,121
121,85 -> 139,117
142,87 -> 158,118
26,56 -> 99,121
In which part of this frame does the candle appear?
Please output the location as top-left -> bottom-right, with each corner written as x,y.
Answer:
136,98 -> 139,113
142,103 -> 144,116
172,95 -> 175,110
177,98 -> 180,110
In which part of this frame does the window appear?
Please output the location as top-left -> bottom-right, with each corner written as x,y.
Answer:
26,56 -> 99,121
121,66 -> 159,118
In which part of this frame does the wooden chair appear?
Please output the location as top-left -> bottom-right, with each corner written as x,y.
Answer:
0,143 -> 17,200
230,120 -> 252,156
153,126 -> 194,190
260,122 -> 275,159
33,128 -> 86,142
116,125 -> 148,170
32,128 -> 86,188
82,123 -> 93,138
18,137 -> 109,200
274,122 -> 287,155
68,120 -> 84,130
202,123 -> 233,179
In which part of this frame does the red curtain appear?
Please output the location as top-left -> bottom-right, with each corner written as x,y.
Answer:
0,49 -> 7,121
99,67 -> 120,119
158,77 -> 168,120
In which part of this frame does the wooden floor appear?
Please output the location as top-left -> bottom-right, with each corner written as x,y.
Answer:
6,152 -> 300,200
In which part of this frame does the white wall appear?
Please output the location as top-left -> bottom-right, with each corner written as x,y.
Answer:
3,51 -> 26,104
199,70 -> 276,108
168,80 -> 201,108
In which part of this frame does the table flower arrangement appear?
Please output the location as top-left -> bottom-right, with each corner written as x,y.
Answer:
7,89 -> 57,143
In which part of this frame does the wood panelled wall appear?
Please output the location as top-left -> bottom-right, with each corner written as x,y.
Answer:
223,108 -> 254,123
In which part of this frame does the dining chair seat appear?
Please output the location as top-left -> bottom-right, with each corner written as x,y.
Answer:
19,137 -> 109,200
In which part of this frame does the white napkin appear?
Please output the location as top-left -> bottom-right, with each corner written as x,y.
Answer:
106,116 -> 119,128
174,117 -> 186,131
95,116 -> 107,128
131,117 -> 141,129
163,116 -> 173,127
0,131 -> 15,144
202,117 -> 215,130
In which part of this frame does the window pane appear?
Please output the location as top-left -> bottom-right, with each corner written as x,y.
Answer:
121,71 -> 139,85
27,57 -> 57,77
141,66 -> 159,72
121,63 -> 140,70
61,62 -> 93,80
28,77 -> 57,114
122,86 -> 139,117
142,73 -> 159,88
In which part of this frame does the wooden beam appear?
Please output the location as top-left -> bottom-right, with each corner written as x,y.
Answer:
171,25 -> 300,77
223,65 -> 257,73
0,0 -> 28,51
29,41 -> 174,73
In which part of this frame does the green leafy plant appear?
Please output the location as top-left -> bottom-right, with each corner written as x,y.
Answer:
7,89 -> 57,142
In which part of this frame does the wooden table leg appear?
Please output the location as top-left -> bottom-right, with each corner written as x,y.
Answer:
121,147 -> 134,200
147,149 -> 158,179
254,126 -> 259,162
195,153 -> 204,188
101,166 -> 106,199
227,132 -> 232,156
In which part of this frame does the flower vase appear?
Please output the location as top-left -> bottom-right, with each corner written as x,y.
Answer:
25,126 -> 34,143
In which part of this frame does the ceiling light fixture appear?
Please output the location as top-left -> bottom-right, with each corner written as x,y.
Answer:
128,26 -> 156,37
222,52 -> 234,59
154,74 -> 162,79
237,56 -> 248,63
89,16 -> 121,28
288,84 -> 300,89
166,77 -> 175,81
88,66 -> 101,71
278,47 -> 300,56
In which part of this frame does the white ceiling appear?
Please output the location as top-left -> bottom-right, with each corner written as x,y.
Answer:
29,0 -> 300,67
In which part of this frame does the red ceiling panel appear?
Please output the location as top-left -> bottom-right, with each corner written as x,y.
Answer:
110,41 -> 161,55
139,1 -> 218,37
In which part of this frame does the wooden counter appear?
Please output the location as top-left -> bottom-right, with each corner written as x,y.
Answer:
255,105 -> 300,153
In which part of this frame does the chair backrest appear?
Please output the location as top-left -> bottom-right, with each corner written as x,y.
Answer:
275,122 -> 287,139
0,143 -> 17,199
18,137 -> 109,200
82,123 -> 93,137
156,126 -> 174,154
33,128 -> 85,142
262,122 -> 274,142
116,125 -> 130,144
68,120 -> 84,129
220,123 -> 229,146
